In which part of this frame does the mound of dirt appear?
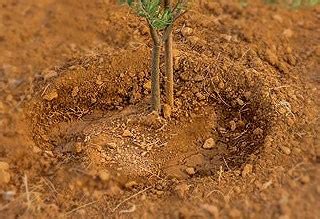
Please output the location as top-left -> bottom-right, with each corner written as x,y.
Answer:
0,0 -> 319,218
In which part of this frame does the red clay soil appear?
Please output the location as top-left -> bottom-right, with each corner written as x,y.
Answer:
0,0 -> 319,218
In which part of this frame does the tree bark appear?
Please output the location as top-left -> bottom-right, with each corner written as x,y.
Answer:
164,0 -> 174,109
149,26 -> 161,112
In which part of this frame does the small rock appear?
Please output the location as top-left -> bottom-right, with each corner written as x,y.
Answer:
253,127 -> 263,135
300,175 -> 310,184
175,183 -> 190,198
43,70 -> 58,81
218,81 -> 225,89
265,49 -> 278,65
0,168 -> 11,185
283,29 -> 294,38
74,142 -> 83,153
196,92 -> 206,101
201,204 -> 219,218
71,86 -> 79,97
273,14 -> 283,23
185,167 -> 196,176
230,120 -> 237,131
221,34 -> 232,42
163,104 -> 172,119
280,146 -> 291,155
98,170 -> 110,182
194,75 -> 205,82
106,142 -> 117,149
242,164 -> 253,177
125,181 -> 138,189
203,138 -> 215,149
2,191 -> 15,201
122,130 -> 133,137
0,162 -> 9,170
143,81 -> 152,91
180,72 -> 189,81
43,89 -> 58,101
181,27 -> 193,37
95,75 -> 103,85
32,146 -> 42,154
236,98 -> 244,106
229,208 -> 242,218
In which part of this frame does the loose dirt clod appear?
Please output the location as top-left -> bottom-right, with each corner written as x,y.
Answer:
43,89 -> 58,101
122,130 -> 133,137
98,170 -> 110,182
242,164 -> 253,177
203,138 -> 215,149
185,167 -> 196,176
0,162 -> 11,186
280,146 -> 291,155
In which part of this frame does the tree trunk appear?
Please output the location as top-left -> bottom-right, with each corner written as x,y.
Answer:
164,0 -> 174,108
149,27 -> 161,112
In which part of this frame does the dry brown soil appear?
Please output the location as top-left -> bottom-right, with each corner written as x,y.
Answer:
0,0 -> 320,218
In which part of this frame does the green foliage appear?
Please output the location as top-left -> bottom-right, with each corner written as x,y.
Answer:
120,0 -> 173,29
121,0 -> 186,30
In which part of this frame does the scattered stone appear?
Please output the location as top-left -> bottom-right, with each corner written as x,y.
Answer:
203,138 -> 215,149
273,14 -> 283,23
230,120 -> 237,131
283,29 -> 294,38
300,175 -> 310,184
122,130 -> 133,137
265,49 -> 278,65
74,142 -> 83,153
236,98 -> 244,106
32,146 -> 42,154
125,181 -> 138,189
201,204 -> 219,218
163,104 -> 172,119
221,34 -> 232,42
44,150 -> 54,157
194,75 -> 205,82
95,75 -> 103,85
181,27 -> 193,37
106,184 -> 123,197
180,72 -> 189,81
261,180 -> 273,190
106,142 -> 117,149
71,86 -> 79,97
143,81 -> 152,91
185,167 -> 196,176
242,164 -> 253,177
42,70 -> 58,81
253,127 -> 264,135
175,183 -> 190,198
218,81 -> 225,89
43,89 -> 58,101
0,162 -> 9,170
2,191 -> 15,201
0,162 -> 11,185
98,170 -> 110,182
229,208 -> 242,218
280,146 -> 291,155
196,92 -> 206,101
0,171 -> 11,185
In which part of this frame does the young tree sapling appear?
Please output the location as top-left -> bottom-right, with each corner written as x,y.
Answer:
121,0 -> 187,114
